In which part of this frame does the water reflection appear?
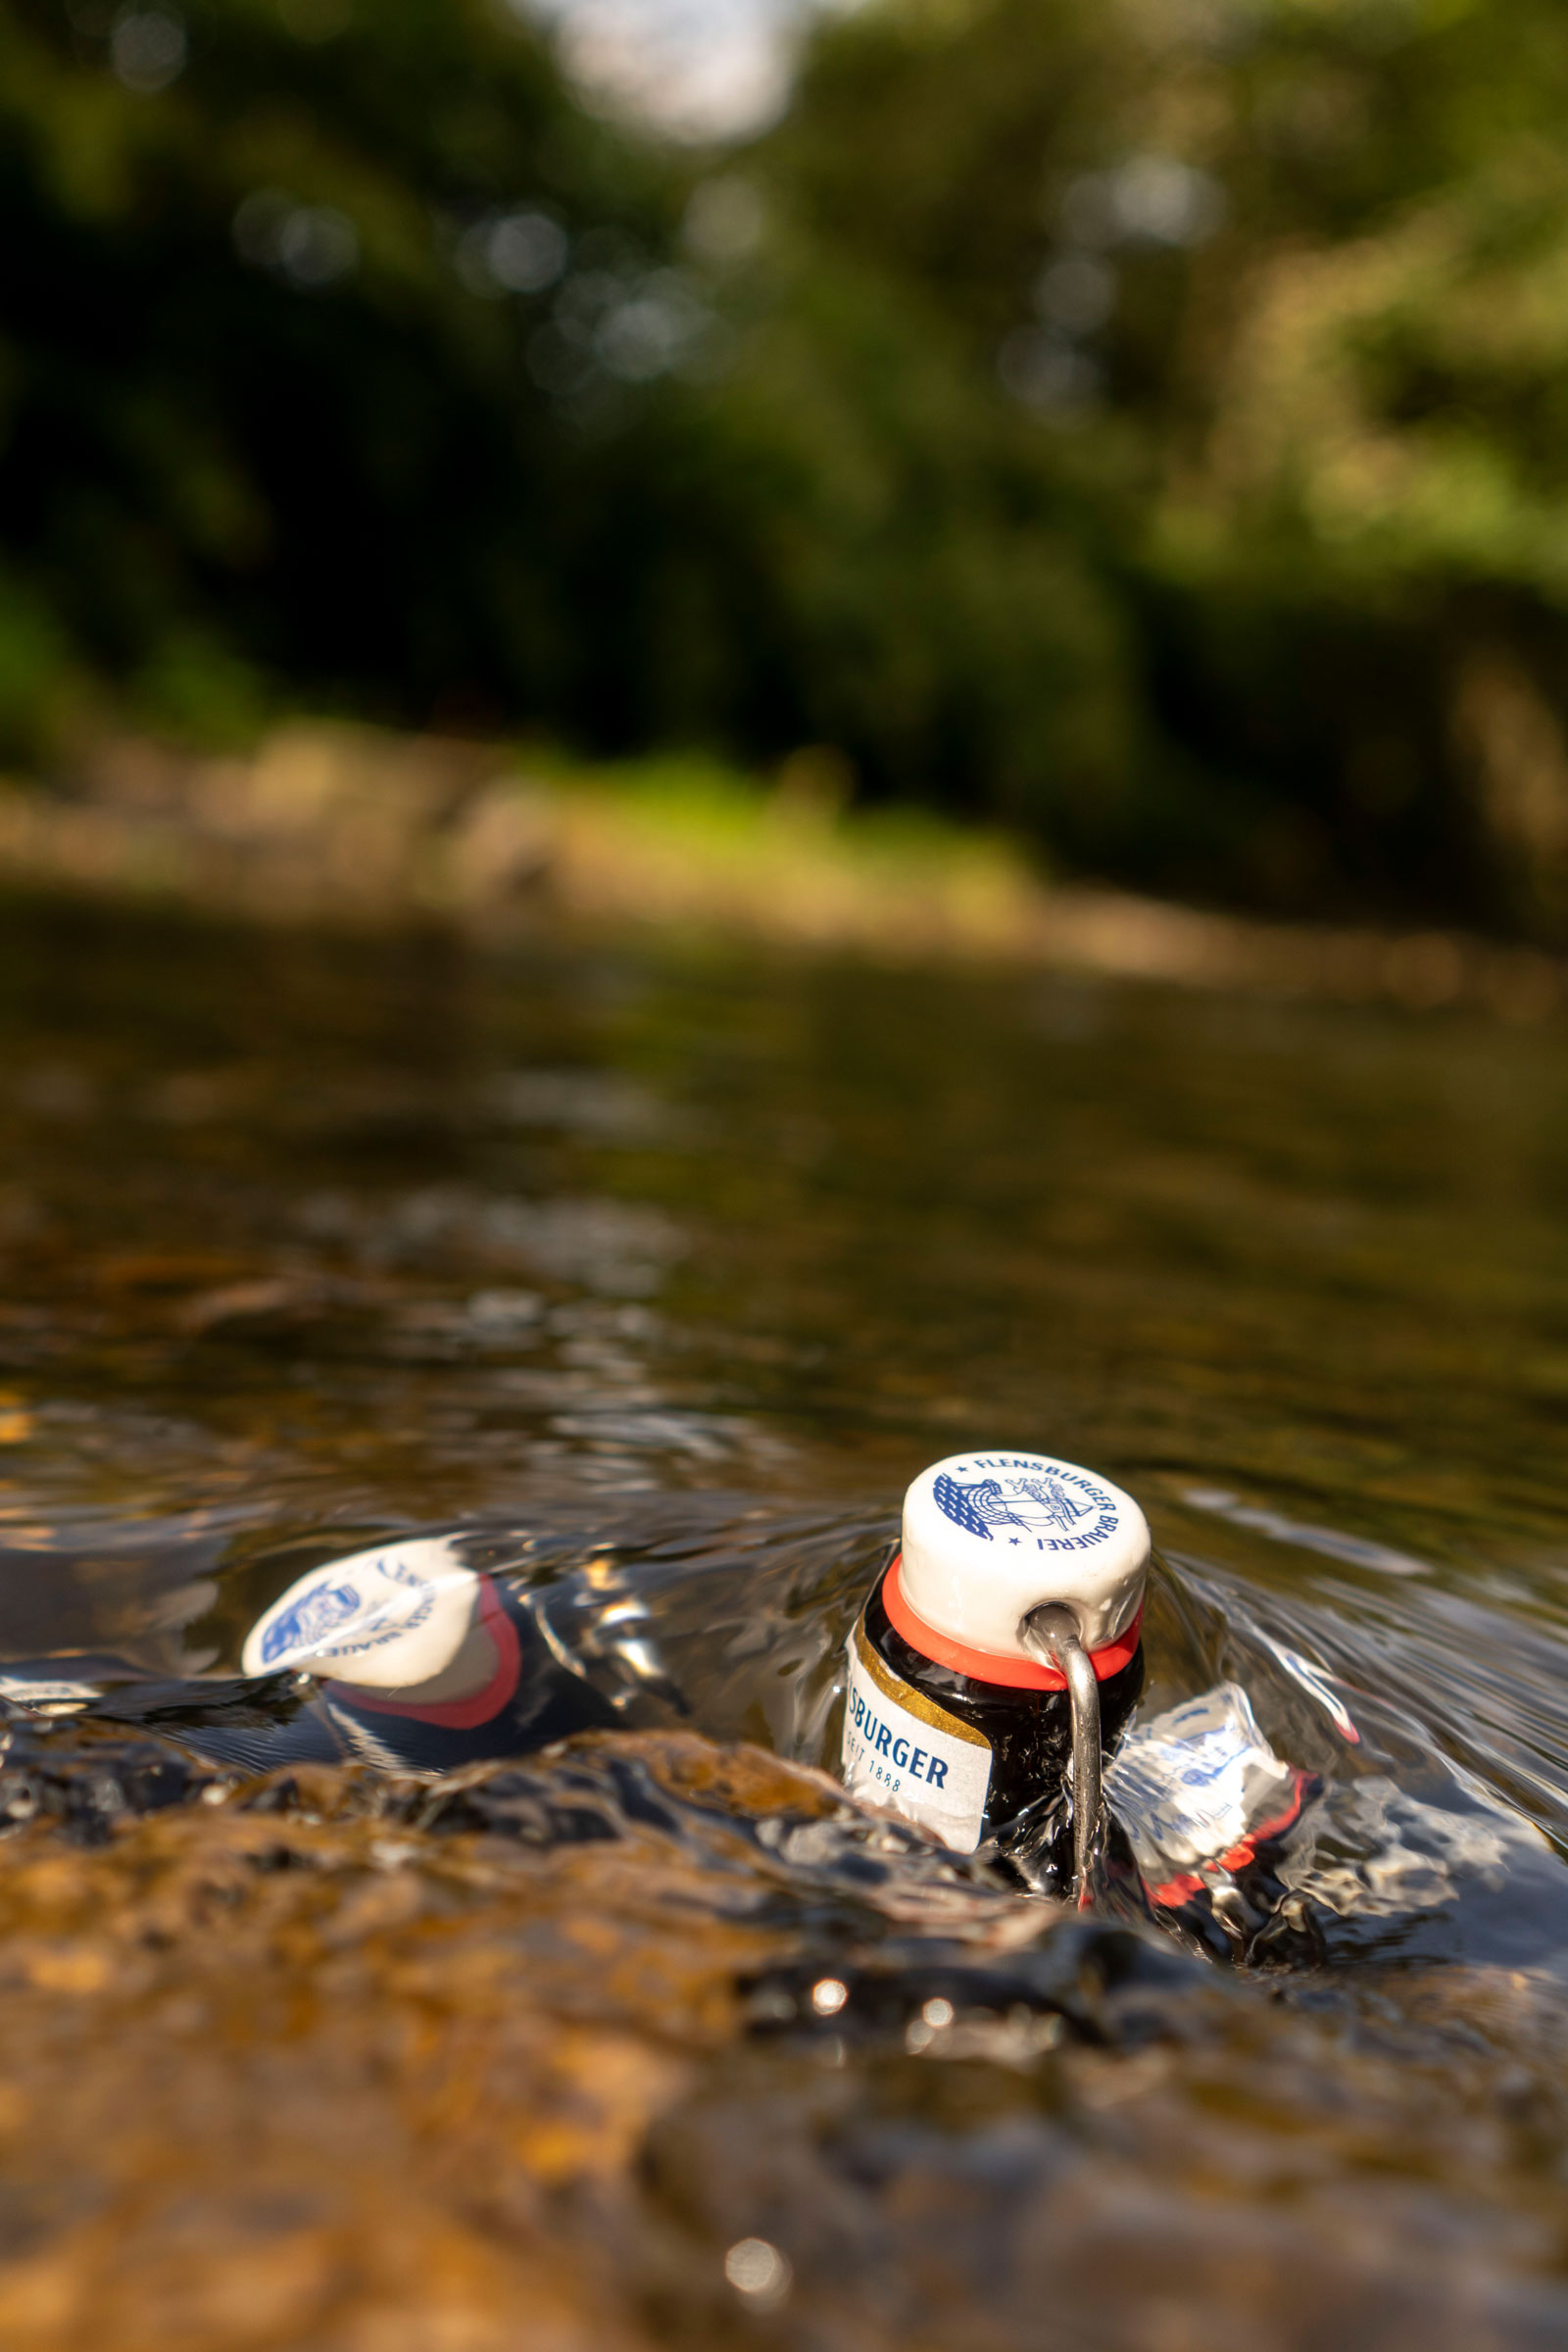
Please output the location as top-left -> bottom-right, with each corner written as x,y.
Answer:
4,897 -> 1568,2344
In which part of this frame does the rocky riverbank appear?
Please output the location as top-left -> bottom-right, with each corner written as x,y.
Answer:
1,724 -> 1560,1021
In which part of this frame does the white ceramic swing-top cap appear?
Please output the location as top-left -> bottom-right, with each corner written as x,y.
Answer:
241,1536 -> 497,1702
900,1450 -> 1150,1659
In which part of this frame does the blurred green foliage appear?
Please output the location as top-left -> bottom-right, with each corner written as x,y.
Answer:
760,0 -> 1568,929
6,0 -> 1568,931
0,0 -> 707,752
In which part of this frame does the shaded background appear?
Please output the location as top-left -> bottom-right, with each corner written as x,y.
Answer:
6,0 -> 1568,932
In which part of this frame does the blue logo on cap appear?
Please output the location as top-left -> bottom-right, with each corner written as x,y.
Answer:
933,1463 -> 1115,1553
260,1580 -> 363,1664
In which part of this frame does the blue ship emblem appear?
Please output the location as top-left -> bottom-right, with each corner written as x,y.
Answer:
934,1473 -> 1003,1540
1016,1476 -> 1094,1534
260,1579 -> 363,1664
933,1471 -> 1095,1543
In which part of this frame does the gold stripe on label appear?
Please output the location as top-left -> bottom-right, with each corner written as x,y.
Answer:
853,1621 -> 989,1747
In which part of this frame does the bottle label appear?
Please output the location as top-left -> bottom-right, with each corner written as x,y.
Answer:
842,1620 -> 992,1853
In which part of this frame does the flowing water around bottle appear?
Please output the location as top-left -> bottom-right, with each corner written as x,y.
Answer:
5,896 -> 1568,2350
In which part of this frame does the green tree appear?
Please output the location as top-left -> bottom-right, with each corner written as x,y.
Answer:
746,0 -> 1568,928
0,0 -> 702,749
10,0 -> 1568,934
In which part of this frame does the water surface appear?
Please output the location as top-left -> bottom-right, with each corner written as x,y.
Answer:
4,895 -> 1568,2350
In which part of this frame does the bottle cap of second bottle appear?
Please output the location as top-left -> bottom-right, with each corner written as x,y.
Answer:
899,1450 -> 1150,1659
241,1536 -> 499,1702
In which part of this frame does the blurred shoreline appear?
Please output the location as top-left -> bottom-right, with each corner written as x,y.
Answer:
1,722 -> 1560,1022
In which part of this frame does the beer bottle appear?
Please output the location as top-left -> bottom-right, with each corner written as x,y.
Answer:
241,1536 -> 619,1771
841,1451 -> 1149,1897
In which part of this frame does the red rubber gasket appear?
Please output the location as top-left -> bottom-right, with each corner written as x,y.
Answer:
1146,1772 -> 1314,1907
325,1575 -> 522,1728
881,1553 -> 1143,1690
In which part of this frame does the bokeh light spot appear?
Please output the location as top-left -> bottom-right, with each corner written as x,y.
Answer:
110,6 -> 186,92
724,2238 -> 793,2308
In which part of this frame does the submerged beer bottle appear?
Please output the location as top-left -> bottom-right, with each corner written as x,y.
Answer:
240,1536 -> 620,1772
841,1450 -> 1149,1892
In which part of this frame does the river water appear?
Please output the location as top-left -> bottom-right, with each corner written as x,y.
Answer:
4,894 -> 1568,2351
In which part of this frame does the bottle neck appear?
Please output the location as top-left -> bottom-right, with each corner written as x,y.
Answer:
879,1553 -> 1143,1691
